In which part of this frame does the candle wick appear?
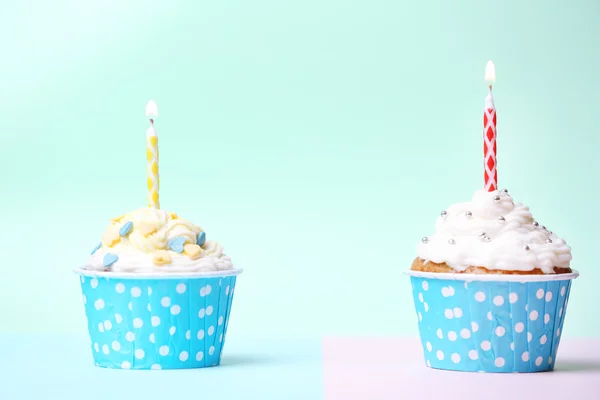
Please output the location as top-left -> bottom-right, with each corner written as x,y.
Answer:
150,118 -> 154,125
488,84 -> 493,92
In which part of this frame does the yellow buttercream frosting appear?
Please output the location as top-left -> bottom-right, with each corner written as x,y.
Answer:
88,207 -> 233,273
106,208 -> 200,254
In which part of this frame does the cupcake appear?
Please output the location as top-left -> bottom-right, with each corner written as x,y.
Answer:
408,189 -> 577,372
75,209 -> 241,370
408,62 -> 579,372
74,101 -> 242,370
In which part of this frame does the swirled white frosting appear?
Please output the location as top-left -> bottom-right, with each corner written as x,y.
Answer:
416,190 -> 572,273
87,208 -> 234,273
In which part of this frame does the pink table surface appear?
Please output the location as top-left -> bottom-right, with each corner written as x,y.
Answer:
323,337 -> 600,400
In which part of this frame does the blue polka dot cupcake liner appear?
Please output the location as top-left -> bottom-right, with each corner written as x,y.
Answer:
75,268 -> 242,370
407,270 -> 579,373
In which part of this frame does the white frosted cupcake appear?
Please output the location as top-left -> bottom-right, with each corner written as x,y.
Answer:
412,189 -> 572,275
408,189 -> 578,372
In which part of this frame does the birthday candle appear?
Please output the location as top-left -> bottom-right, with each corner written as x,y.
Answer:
146,100 -> 160,208
483,61 -> 497,192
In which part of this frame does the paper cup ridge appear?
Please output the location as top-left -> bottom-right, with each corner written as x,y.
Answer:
78,273 -> 238,369
410,275 -> 574,373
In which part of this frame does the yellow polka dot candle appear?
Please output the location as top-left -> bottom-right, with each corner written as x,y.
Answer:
145,100 -> 160,208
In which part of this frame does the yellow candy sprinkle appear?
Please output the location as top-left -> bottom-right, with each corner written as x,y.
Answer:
170,212 -> 178,219
152,250 -> 172,266
184,244 -> 204,260
111,215 -> 125,223
102,228 -> 121,247
136,222 -> 158,237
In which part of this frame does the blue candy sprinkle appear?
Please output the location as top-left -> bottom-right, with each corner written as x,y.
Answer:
168,237 -> 186,253
196,231 -> 206,247
119,221 -> 133,236
103,253 -> 118,268
91,243 -> 102,255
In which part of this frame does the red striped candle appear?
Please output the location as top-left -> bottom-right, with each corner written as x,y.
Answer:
483,61 -> 497,192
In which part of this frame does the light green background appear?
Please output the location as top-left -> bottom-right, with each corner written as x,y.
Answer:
0,0 -> 598,340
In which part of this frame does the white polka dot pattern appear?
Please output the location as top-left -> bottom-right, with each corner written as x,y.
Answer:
78,274 -> 238,369
412,276 -> 573,372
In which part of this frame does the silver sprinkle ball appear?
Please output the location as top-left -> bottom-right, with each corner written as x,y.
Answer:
478,232 -> 486,237
422,237 -> 429,244
524,245 -> 530,251
501,188 -> 508,193
493,195 -> 500,202
542,226 -> 547,231
465,211 -> 473,218
546,239 -> 553,244
441,211 -> 447,217
533,221 -> 539,227
498,216 -> 505,221
448,239 -> 456,245
484,236 -> 491,242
